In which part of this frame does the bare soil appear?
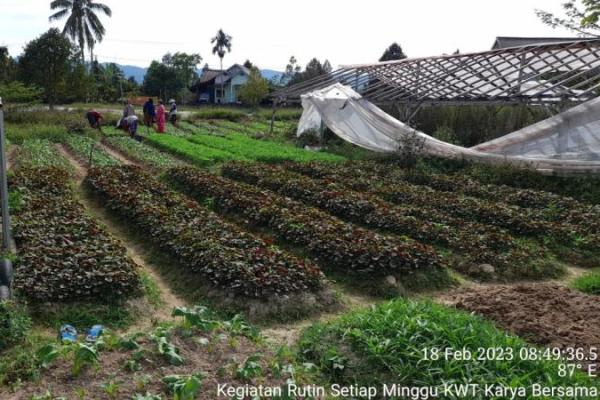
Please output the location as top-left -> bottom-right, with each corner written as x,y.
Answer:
445,283 -> 600,368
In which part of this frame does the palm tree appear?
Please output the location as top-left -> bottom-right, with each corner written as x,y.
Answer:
49,0 -> 112,64
211,29 -> 232,103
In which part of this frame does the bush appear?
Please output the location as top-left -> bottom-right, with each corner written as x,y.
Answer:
0,301 -> 31,352
299,299 -> 598,389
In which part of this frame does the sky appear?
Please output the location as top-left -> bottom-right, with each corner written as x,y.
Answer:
0,0 -> 579,72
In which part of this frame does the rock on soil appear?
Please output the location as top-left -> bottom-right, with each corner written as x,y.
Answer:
446,283 -> 600,368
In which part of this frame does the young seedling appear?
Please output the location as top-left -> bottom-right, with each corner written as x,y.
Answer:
163,373 -> 204,400
101,380 -> 120,400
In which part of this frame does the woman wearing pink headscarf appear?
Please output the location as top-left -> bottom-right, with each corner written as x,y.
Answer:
156,100 -> 166,133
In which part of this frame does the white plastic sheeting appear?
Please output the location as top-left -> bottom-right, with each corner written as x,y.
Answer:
297,84 -> 600,173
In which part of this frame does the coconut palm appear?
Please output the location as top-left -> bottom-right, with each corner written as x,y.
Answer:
211,29 -> 232,103
49,0 -> 112,64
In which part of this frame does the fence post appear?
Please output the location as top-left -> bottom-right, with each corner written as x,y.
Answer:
0,97 -> 13,300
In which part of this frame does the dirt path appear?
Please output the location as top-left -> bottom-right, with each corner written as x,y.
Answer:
57,144 -> 186,329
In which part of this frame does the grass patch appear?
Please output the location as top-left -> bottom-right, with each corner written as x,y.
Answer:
572,269 -> 600,295
299,299 -> 598,390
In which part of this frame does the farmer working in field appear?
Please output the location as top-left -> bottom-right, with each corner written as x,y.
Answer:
156,100 -> 166,133
86,109 -> 103,129
143,98 -> 156,127
168,99 -> 178,127
124,114 -> 140,140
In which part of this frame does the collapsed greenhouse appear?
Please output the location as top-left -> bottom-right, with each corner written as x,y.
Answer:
274,38 -> 600,174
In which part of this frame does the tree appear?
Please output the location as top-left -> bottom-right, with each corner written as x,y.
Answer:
142,60 -> 180,100
238,68 -> 269,108
0,81 -> 44,104
243,60 -> 256,70
536,0 -> 600,36
49,0 -> 113,64
163,52 -> 202,89
211,29 -> 232,103
18,29 -> 74,108
281,56 -> 301,85
379,42 -> 407,62
0,47 -> 17,84
288,58 -> 332,85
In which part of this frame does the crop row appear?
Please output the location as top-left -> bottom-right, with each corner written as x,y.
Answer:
63,135 -> 120,167
15,139 -> 74,172
222,163 -> 562,280
187,132 -> 344,163
85,166 -> 323,298
349,161 -> 600,235
145,134 -> 241,165
284,161 -> 600,253
11,167 -> 141,302
166,167 -> 449,287
103,137 -> 185,169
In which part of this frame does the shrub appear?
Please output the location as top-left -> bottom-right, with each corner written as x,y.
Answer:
299,299 -> 598,389
0,301 -> 31,352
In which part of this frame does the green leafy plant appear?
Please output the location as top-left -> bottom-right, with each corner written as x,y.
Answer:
235,354 -> 263,381
572,268 -> 600,295
298,298 -> 599,388
11,167 -> 141,302
0,301 -> 31,352
71,343 -> 99,376
101,380 -> 121,399
85,166 -> 323,298
163,373 -> 204,400
151,327 -> 184,366
36,344 -> 61,369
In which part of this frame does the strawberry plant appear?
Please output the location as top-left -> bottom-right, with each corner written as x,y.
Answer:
10,167 -> 141,302
85,166 -> 323,298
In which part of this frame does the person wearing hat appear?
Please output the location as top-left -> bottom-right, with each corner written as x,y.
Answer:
168,99 -> 178,127
156,100 -> 166,133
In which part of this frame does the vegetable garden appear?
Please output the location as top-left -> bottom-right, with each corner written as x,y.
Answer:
1,109 -> 600,399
